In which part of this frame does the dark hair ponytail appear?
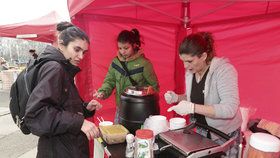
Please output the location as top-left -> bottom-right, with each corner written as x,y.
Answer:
200,32 -> 215,60
58,25 -> 90,46
56,21 -> 74,32
117,28 -> 142,52
179,31 -> 215,63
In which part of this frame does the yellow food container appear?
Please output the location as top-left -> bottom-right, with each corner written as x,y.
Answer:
99,124 -> 129,144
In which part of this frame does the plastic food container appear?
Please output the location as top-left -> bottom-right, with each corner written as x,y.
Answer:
124,86 -> 155,96
247,132 -> 280,158
134,129 -> 154,158
99,124 -> 129,144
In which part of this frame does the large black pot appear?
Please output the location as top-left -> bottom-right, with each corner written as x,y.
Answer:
119,92 -> 160,134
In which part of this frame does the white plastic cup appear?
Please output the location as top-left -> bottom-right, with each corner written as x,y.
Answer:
99,121 -> 113,126
169,117 -> 186,130
150,115 -> 167,124
150,115 -> 168,130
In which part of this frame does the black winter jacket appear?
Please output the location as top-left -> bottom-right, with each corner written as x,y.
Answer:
25,45 -> 94,158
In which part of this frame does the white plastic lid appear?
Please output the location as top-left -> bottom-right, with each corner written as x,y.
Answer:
249,132 -> 280,152
99,121 -> 113,126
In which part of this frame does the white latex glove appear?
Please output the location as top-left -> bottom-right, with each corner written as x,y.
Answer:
167,100 -> 194,116
164,91 -> 179,104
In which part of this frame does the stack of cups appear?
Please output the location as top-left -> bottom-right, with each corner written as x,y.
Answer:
145,115 -> 169,135
169,117 -> 186,130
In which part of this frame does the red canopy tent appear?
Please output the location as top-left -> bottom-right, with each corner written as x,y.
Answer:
0,0 -> 93,42
1,0 -> 279,124
1,0 -> 280,156
70,0 -> 280,125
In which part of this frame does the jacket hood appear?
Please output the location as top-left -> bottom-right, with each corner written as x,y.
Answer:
117,48 -> 144,62
38,45 -> 81,76
38,45 -> 67,61
209,57 -> 229,74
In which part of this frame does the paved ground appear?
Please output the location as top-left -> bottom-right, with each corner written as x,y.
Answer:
0,90 -> 10,108
0,90 -> 37,158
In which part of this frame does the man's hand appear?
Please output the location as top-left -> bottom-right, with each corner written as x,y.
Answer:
167,100 -> 195,116
164,91 -> 178,104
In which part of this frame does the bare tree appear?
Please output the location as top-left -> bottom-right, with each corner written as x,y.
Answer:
0,37 -> 48,66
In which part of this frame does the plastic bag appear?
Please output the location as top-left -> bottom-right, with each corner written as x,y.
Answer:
240,106 -> 257,132
143,115 -> 169,135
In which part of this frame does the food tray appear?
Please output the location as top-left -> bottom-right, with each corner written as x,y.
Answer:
100,124 -> 129,144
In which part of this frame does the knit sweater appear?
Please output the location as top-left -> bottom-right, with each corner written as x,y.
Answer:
186,57 -> 242,134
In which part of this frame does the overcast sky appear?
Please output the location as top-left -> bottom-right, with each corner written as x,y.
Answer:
0,0 -> 70,25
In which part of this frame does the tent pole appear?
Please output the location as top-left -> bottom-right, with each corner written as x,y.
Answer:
189,1 -> 235,23
129,0 -> 185,22
182,0 -> 190,29
85,0 -> 183,10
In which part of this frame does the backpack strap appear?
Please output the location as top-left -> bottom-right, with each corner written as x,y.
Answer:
117,58 -> 138,86
30,58 -> 61,91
